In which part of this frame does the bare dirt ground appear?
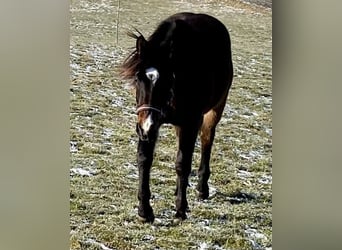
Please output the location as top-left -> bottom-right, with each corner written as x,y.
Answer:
70,0 -> 272,249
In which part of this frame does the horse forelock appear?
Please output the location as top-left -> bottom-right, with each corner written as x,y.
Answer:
121,20 -> 179,86
121,50 -> 140,81
120,29 -> 145,83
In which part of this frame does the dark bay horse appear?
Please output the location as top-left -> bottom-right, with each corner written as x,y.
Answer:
121,12 -> 233,222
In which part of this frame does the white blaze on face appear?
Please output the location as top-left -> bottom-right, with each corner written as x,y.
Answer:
145,67 -> 159,85
140,67 -> 158,135
141,114 -> 153,135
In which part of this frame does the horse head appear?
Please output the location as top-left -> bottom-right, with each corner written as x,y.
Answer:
133,33 -> 175,141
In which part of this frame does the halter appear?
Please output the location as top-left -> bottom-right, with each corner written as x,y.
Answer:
136,105 -> 162,114
135,71 -> 175,115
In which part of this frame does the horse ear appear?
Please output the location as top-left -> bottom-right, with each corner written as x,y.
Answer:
136,35 -> 147,57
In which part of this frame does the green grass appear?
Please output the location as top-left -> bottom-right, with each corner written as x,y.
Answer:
70,0 -> 272,249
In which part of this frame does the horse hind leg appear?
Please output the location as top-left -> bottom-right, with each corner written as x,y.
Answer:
197,100 -> 226,199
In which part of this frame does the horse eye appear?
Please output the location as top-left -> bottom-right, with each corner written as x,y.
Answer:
134,72 -> 141,84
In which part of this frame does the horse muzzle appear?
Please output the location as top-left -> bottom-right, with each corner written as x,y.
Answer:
136,122 -> 159,142
136,110 -> 161,141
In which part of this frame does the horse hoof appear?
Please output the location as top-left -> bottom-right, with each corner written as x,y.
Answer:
138,209 -> 155,223
138,214 -> 155,223
173,215 -> 185,225
175,211 -> 187,221
197,183 -> 209,200
138,205 -> 154,223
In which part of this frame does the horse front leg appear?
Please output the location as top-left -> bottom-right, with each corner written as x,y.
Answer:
137,138 -> 156,223
174,124 -> 200,220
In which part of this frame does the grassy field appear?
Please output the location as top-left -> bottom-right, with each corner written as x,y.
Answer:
70,0 -> 272,249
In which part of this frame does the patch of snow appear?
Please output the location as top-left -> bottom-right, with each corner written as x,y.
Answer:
265,128 -> 272,136
85,65 -> 92,73
85,239 -> 113,250
209,185 -> 217,197
70,141 -> 78,153
239,150 -> 265,161
70,63 -> 80,70
200,219 -> 210,226
258,175 -> 272,184
123,162 -> 138,179
142,235 -> 155,241
212,245 -> 226,250
111,98 -> 124,108
123,162 -> 136,170
199,241 -> 228,249
245,228 -> 268,250
199,242 -> 209,250
198,219 -> 213,231
70,167 -> 96,177
237,169 -> 253,178
102,128 -> 113,139
127,173 -> 138,179
245,228 -> 267,240
154,218 -> 162,224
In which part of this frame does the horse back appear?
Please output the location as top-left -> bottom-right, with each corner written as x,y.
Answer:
163,13 -> 233,115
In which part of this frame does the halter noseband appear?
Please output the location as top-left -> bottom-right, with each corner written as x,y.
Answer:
135,72 -> 175,115
136,105 -> 162,114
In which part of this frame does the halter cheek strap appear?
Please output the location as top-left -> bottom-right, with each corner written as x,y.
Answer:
136,105 -> 162,114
